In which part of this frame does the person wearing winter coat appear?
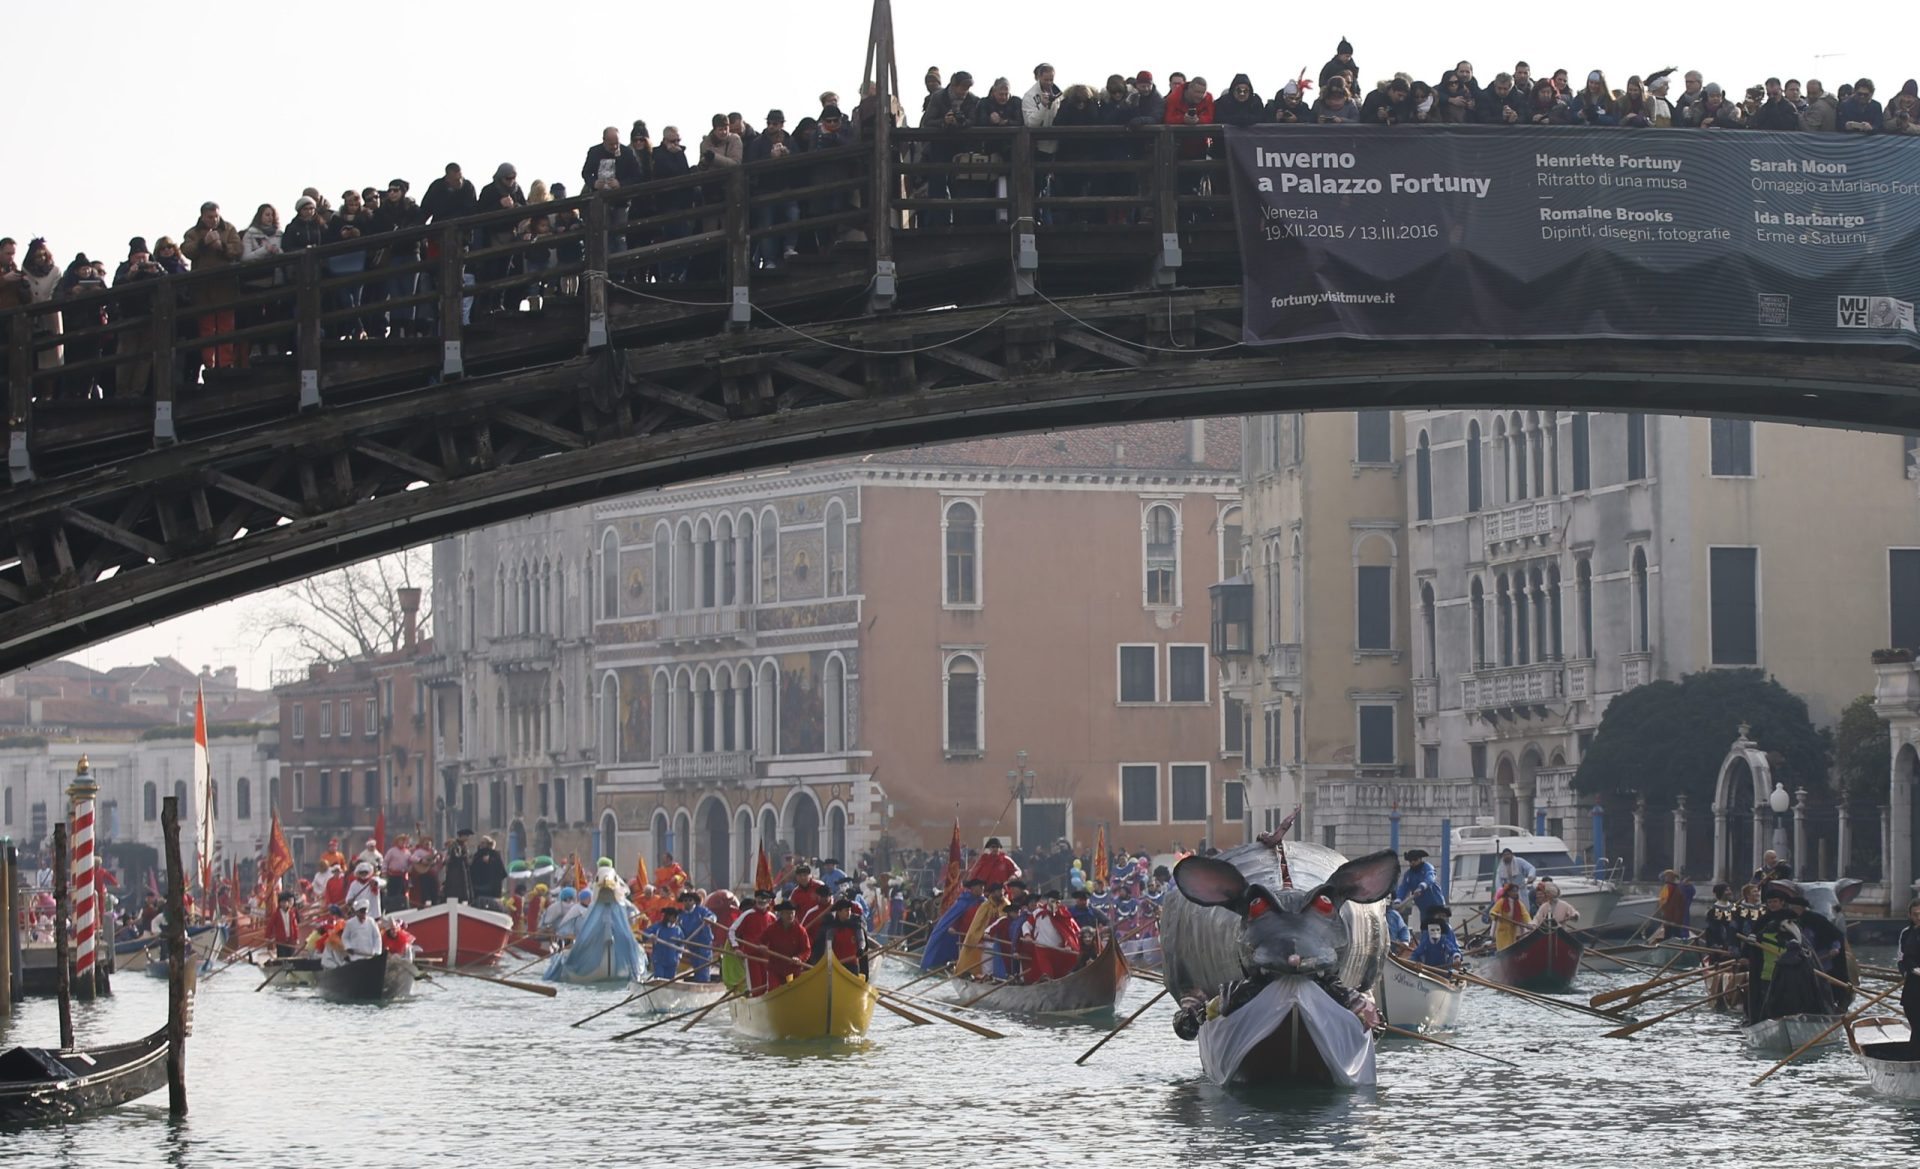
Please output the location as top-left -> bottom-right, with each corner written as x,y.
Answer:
372,180 -> 425,335
1310,80 -> 1360,124
923,73 -> 982,224
1566,71 -> 1618,126
1268,81 -> 1310,123
1361,77 -> 1414,125
420,163 -> 478,225
1838,79 -> 1884,132
1127,72 -> 1166,126
1885,81 -> 1920,134
1435,72 -> 1474,123
179,202 -> 243,370
1685,84 -> 1745,129
1801,81 -> 1840,132
473,164 -> 526,312
1319,37 -> 1357,89
1022,63 -> 1062,174
1751,79 -> 1803,131
1524,79 -> 1573,125
241,205 -> 283,265
1165,75 -> 1216,163
1477,73 -> 1525,124
1215,74 -> 1264,128
1051,84 -> 1103,223
20,239 -> 62,372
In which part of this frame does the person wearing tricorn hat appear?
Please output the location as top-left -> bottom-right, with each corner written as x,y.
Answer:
641,905 -> 685,981
676,890 -> 719,982
1394,849 -> 1447,928
811,898 -> 873,977
730,889 -> 778,994
969,837 -> 1021,887
762,900 -> 814,987
1746,882 -> 1836,1022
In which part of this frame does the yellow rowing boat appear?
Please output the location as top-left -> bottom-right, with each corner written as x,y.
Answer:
729,956 -> 876,1040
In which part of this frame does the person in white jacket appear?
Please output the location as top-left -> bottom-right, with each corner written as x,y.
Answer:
1023,63 -> 1062,194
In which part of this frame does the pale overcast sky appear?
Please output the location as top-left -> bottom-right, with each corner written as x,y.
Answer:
4,3 -> 1897,683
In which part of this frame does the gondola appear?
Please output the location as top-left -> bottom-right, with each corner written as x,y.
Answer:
0,1027 -> 170,1123
1195,976 -> 1376,1087
314,951 -> 415,1003
1480,924 -> 1583,993
931,942 -> 1130,1019
118,923 -> 222,975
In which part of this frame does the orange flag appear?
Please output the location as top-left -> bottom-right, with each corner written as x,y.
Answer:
1092,826 -> 1108,885
938,819 -> 964,913
755,844 -> 775,892
374,809 -> 386,854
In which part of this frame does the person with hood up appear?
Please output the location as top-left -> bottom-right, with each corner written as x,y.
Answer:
1319,37 -> 1357,89
1409,906 -> 1464,969
1215,74 -> 1264,128
1567,70 -> 1618,125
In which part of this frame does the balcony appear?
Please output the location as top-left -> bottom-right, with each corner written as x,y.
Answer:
1413,677 -> 1437,717
660,751 -> 756,786
416,651 -> 466,687
1266,643 -> 1303,686
1875,655 -> 1920,719
1461,662 -> 1564,715
1483,500 -> 1560,559
488,633 -> 555,673
1565,658 -> 1594,701
657,607 -> 756,647
1621,650 -> 1654,692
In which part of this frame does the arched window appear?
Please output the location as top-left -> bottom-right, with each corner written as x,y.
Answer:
696,516 -> 716,609
1469,578 -> 1486,669
695,666 -> 715,753
1545,411 -> 1560,495
143,781 -> 157,822
1514,570 -> 1531,665
652,522 -> 672,615
651,810 -> 671,870
1415,431 -> 1433,521
1497,576 -> 1513,667
1546,564 -> 1563,659
1511,413 -> 1529,501
174,780 -> 188,812
717,515 -> 736,606
674,521 -> 695,612
739,513 -> 756,607
1632,546 -> 1651,651
945,654 -> 981,753
600,529 -> 619,621
1626,412 -> 1647,481
1420,582 -> 1438,679
599,673 -> 620,764
1576,557 -> 1594,657
1467,419 -> 1483,513
944,500 -> 978,606
555,777 -> 568,825
758,509 -> 779,604
1220,506 -> 1244,580
600,810 -> 618,866
236,777 -> 251,821
740,665 -> 755,753
824,656 -> 847,753
518,561 -> 532,634
1529,411 -> 1546,497
757,661 -> 778,755
1144,504 -> 1178,607
825,501 -> 846,597
1571,412 -> 1591,491
675,669 -> 695,755
651,671 -> 670,762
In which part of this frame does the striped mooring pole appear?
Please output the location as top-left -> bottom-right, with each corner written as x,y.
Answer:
68,754 -> 100,992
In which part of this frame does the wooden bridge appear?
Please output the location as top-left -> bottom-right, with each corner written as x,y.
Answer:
5,74 -> 1919,671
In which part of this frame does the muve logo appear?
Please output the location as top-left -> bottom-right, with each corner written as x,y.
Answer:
1837,296 -> 1872,327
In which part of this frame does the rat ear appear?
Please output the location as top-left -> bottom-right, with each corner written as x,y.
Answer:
1173,856 -> 1250,911
1311,850 -> 1401,907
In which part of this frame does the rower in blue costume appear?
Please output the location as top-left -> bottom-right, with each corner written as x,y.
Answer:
920,880 -> 985,971
1408,905 -> 1464,969
1394,848 -> 1447,927
642,906 -> 686,981
675,890 -> 718,982
1385,905 -> 1413,954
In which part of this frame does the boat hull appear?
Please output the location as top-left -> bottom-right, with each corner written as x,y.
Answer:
1196,977 -> 1376,1088
1482,928 -> 1583,993
1746,1013 -> 1845,1055
932,944 -> 1130,1019
122,925 -> 222,975
730,957 -> 876,1041
260,956 -> 321,987
1379,958 -> 1464,1032
387,900 -> 514,966
1849,1017 -> 1920,1098
1584,941 -> 1706,973
315,951 -> 414,1003
633,978 -> 729,1014
0,1027 -> 170,1123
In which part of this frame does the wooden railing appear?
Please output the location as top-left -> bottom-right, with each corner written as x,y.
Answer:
1,124 -> 1231,485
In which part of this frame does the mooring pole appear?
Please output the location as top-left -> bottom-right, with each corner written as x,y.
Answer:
53,821 -> 73,1049
162,796 -> 188,1115
0,839 -> 15,1021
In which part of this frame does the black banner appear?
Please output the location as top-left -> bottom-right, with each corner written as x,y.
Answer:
1228,125 -> 1920,347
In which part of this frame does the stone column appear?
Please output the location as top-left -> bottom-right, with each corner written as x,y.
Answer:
1836,803 -> 1852,881
1752,803 -> 1768,878
1632,796 -> 1647,881
1792,788 -> 1808,878
1890,772 -> 1910,900
1672,795 -> 1688,876
1712,801 -> 1729,885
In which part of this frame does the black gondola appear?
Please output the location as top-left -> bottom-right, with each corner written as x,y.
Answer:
314,951 -> 415,1003
0,1027 -> 169,1124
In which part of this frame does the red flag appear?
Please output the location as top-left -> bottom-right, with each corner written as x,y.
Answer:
1092,826 -> 1109,885
938,819 -> 964,913
374,809 -> 386,854
755,844 -> 775,892
263,812 -> 294,890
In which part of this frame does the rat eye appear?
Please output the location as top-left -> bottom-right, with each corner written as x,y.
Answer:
1248,898 -> 1270,919
1310,895 -> 1335,915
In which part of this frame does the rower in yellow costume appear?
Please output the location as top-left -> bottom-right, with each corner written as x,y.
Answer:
1490,881 -> 1530,950
957,885 -> 1007,978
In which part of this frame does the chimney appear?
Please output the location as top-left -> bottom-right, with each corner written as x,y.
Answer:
308,662 -> 329,681
1188,419 -> 1207,465
399,587 -> 422,651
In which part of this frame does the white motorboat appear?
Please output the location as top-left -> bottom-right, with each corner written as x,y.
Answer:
1448,823 -> 1621,933
1848,1016 -> 1920,1098
1378,956 -> 1464,1032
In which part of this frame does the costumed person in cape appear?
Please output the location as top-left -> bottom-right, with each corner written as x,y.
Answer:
763,900 -> 814,988
1486,880 -> 1530,954
957,883 -> 1006,979
1408,905 -> 1464,970
265,890 -> 304,958
544,863 -> 643,983
730,889 -> 778,995
811,898 -> 873,977
1744,882 -> 1835,1023
920,878 -> 985,972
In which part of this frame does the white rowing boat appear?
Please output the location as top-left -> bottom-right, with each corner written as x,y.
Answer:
1848,1015 -> 1920,1099
1379,957 -> 1464,1032
1746,1013 -> 1846,1054
630,977 -> 729,1014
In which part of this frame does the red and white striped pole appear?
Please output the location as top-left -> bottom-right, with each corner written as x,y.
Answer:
68,754 -> 100,990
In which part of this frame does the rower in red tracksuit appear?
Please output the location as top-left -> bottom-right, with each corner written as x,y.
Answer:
761,901 -> 815,989
968,837 -> 1022,887
731,889 -> 778,995
265,892 -> 303,958
811,899 -> 872,977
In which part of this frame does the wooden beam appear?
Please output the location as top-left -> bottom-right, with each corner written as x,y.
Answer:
490,408 -> 587,451
629,376 -> 729,423
352,437 -> 447,483
62,506 -> 168,562
205,468 -> 305,520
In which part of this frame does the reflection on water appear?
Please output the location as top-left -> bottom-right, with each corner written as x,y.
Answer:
0,948 -> 1912,1166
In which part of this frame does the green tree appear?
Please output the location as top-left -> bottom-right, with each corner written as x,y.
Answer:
1830,694 -> 1890,798
1573,669 -> 1829,807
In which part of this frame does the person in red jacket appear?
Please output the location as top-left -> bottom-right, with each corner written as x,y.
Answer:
264,892 -> 303,957
322,864 -> 348,910
731,889 -> 778,995
761,901 -> 814,989
810,899 -> 872,977
968,839 -> 1021,887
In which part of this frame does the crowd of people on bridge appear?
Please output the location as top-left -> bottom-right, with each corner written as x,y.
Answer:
6,39 -> 1916,400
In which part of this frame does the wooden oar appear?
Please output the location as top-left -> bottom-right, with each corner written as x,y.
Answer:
1415,962 -> 1622,1022
875,996 -> 934,1026
1590,960 -> 1717,1009
871,984 -> 1005,1038
255,962 -> 296,992
1601,965 -> 1724,1012
611,996 -> 729,1040
1602,993 -> 1718,1039
570,958 -> 722,1027
1381,1024 -> 1520,1068
420,961 -> 558,997
678,985 -> 745,1031
1075,985 -> 1171,1065
1750,976 -> 1905,1086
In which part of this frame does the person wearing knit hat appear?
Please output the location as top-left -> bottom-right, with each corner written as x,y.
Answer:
1321,37 -> 1357,88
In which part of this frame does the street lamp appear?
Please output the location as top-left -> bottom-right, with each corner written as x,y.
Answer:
1769,782 -> 1791,861
1007,750 -> 1035,844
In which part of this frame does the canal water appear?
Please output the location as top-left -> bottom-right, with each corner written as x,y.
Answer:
3,950 -> 1915,1166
